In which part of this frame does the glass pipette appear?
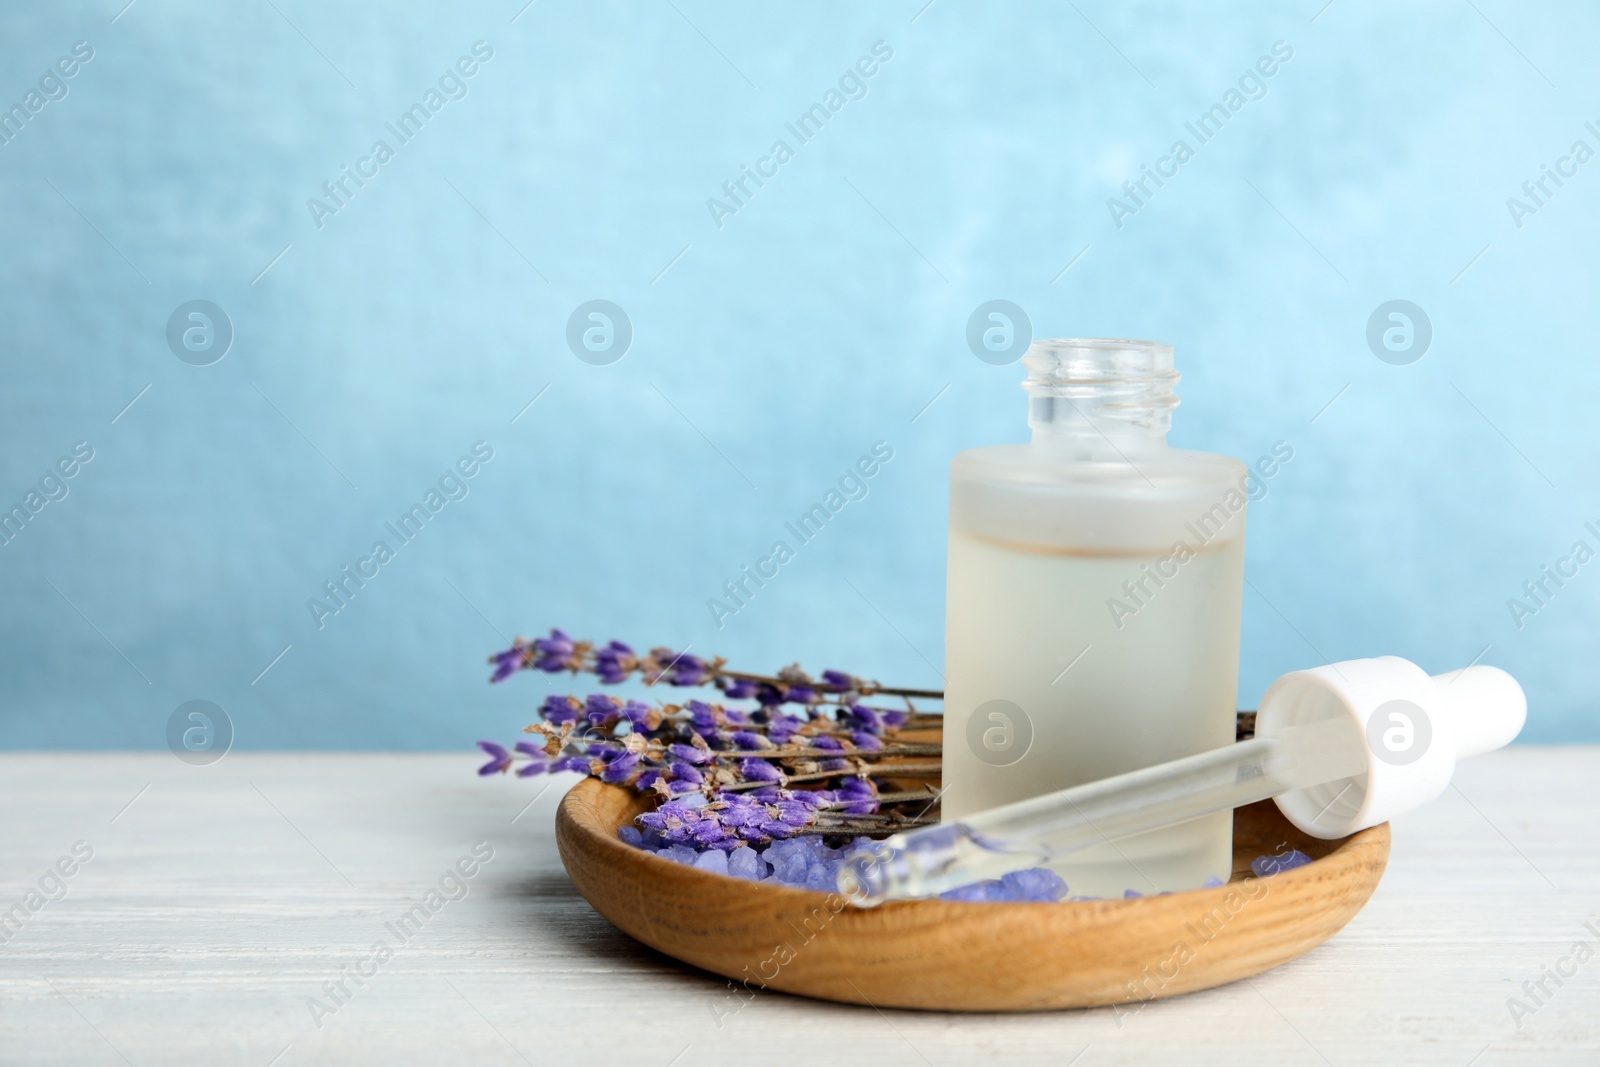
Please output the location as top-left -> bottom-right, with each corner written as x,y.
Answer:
837,658 -> 1526,906
837,715 -> 1360,905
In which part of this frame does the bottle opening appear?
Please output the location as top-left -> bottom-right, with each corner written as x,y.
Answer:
1023,338 -> 1179,439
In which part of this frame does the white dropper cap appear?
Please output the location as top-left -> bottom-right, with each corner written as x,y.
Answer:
1255,656 -> 1526,839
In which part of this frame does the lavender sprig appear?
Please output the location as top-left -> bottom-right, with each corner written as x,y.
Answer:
487,629 -> 943,707
484,692 -> 937,799
480,631 -> 1258,855
638,782 -> 939,850
476,740 -> 551,777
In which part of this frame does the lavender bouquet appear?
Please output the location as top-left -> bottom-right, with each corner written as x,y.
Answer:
477,630 -> 1277,902
480,631 -> 944,824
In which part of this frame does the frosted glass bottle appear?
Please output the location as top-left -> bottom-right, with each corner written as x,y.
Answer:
942,339 -> 1246,898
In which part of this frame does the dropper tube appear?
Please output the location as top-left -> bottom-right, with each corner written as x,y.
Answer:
838,714 -> 1365,906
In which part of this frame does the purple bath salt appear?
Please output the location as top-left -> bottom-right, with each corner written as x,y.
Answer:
998,868 -> 1069,902
614,825 -> 1072,904
727,846 -> 766,881
660,843 -> 700,866
938,868 -> 1069,903
763,839 -> 811,885
939,881 -> 1002,903
1251,849 -> 1312,877
803,862 -> 839,892
692,849 -> 730,877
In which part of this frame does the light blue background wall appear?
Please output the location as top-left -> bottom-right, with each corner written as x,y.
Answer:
1,1 -> 1595,748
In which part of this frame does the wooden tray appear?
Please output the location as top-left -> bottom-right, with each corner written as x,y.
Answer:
555,778 -> 1389,1011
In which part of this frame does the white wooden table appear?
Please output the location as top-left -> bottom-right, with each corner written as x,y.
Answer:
2,751 -> 1596,1065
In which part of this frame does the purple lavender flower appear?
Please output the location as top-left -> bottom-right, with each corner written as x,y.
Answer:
667,761 -> 704,786
674,654 -> 712,686
639,799 -> 739,850
686,700 -> 718,734
836,777 -> 875,799
644,648 -> 711,687
598,750 -> 641,784
486,638 -> 949,863
513,741 -> 550,777
540,694 -> 581,724
844,704 -> 881,730
476,741 -> 513,776
585,693 -> 622,725
749,681 -> 825,707
533,628 -> 580,672
594,640 -> 636,684
635,789 -> 823,850
850,731 -> 884,751
488,643 -> 526,683
772,799 -> 814,826
831,777 -> 878,816
620,700 -> 655,730
718,798 -> 768,828
766,713 -> 804,745
810,734 -> 851,771
821,669 -> 857,691
637,802 -> 694,839
738,758 -> 784,784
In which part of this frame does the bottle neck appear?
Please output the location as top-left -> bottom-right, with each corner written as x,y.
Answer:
1022,339 -> 1179,458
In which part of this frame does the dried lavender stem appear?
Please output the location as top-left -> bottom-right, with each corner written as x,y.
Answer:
868,789 -> 941,805
711,668 -> 943,700
709,743 -> 943,760
855,761 -> 944,778
719,762 -> 943,792
793,818 -> 940,837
